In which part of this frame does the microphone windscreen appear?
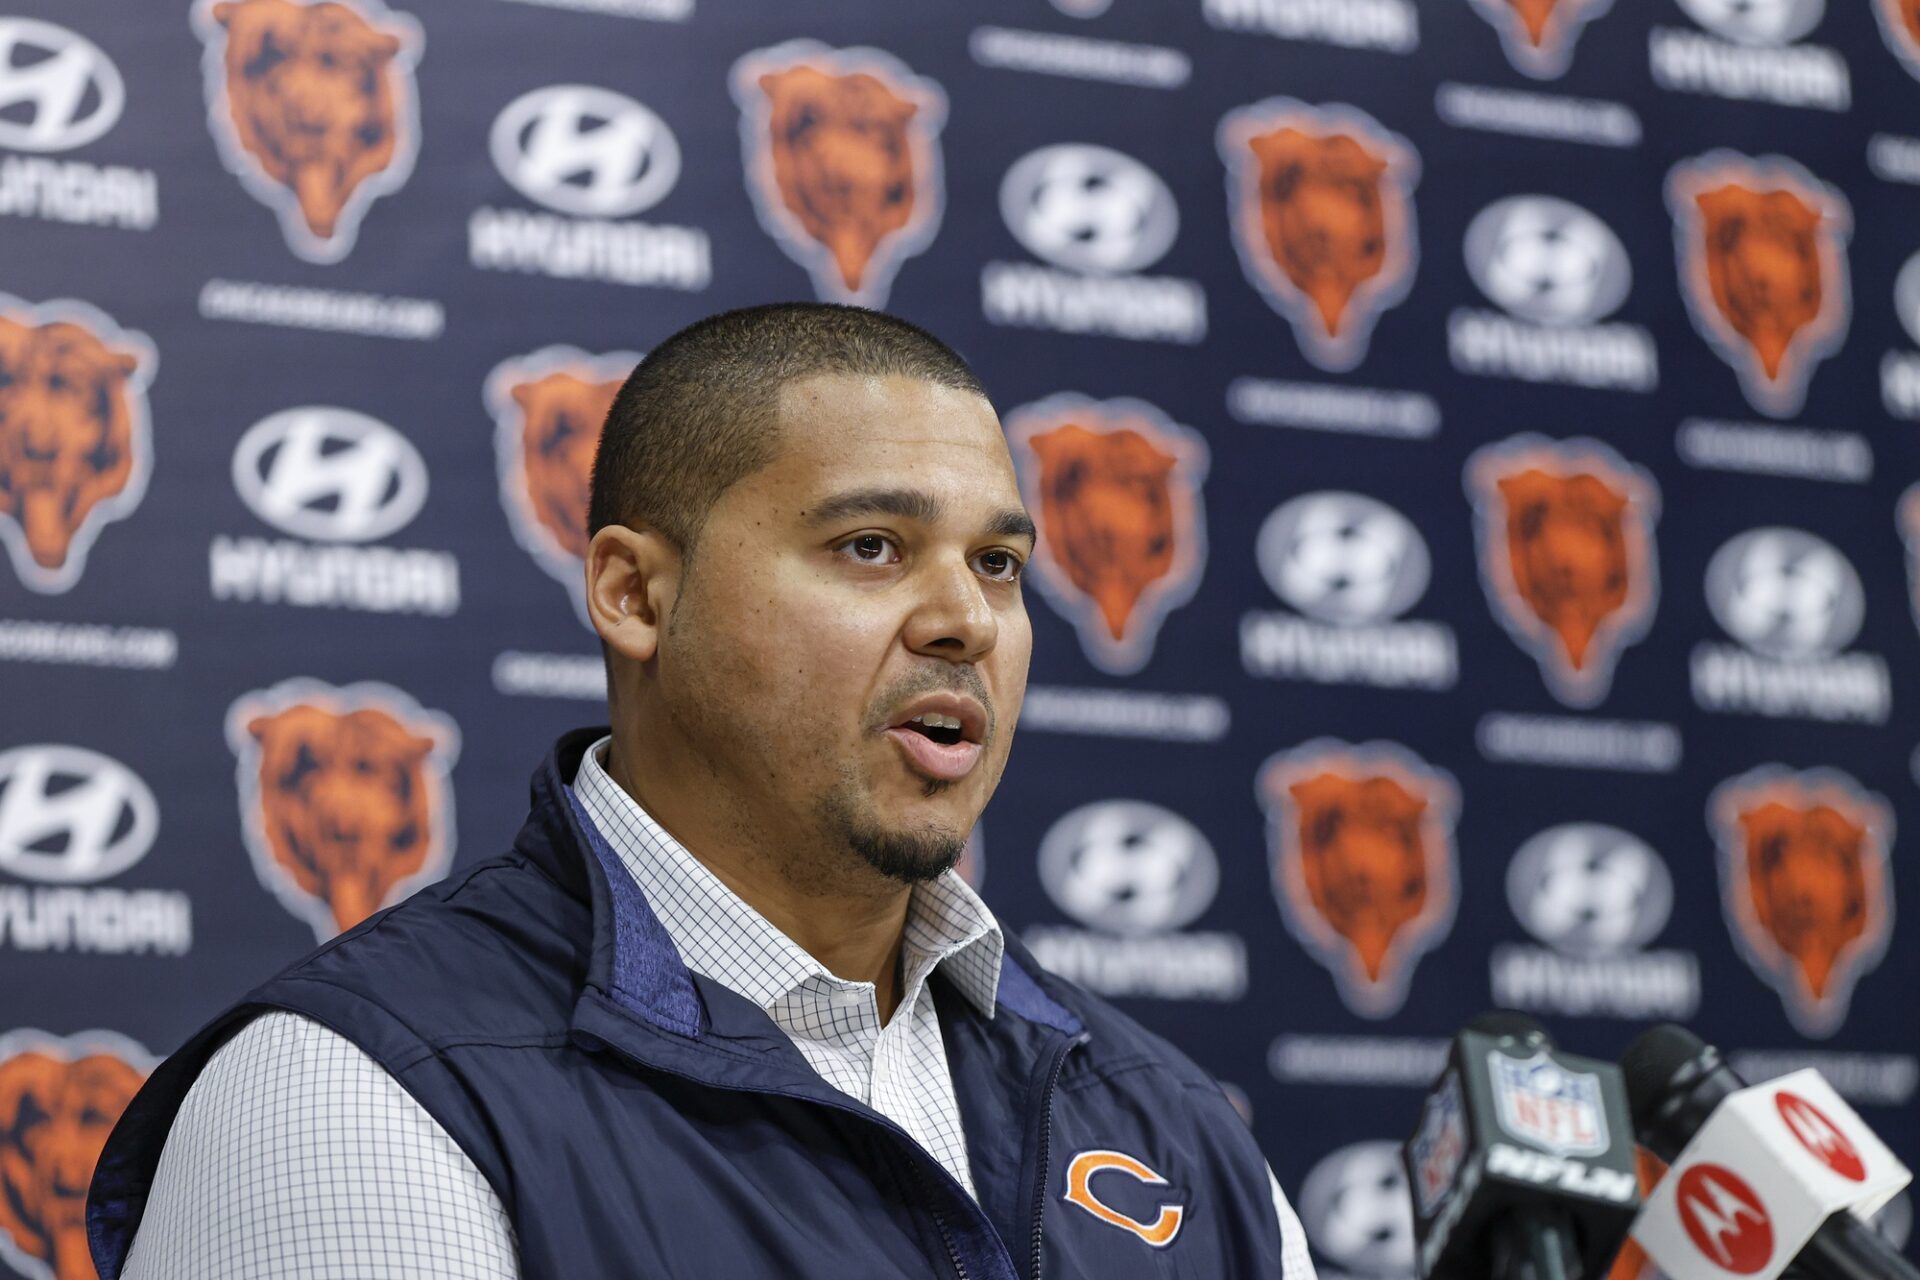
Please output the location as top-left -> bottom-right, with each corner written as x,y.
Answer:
1618,1024 -> 1709,1139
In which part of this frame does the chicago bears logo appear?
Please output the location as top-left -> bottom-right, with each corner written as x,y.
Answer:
486,346 -> 639,627
1709,765 -> 1893,1038
0,295 -> 156,595
1217,98 -> 1419,372
0,1028 -> 153,1280
1257,739 -> 1459,1018
1466,435 -> 1660,708
1062,1150 -> 1186,1248
1875,0 -> 1920,77
1669,152 -> 1851,419
1467,0 -> 1617,78
192,0 -> 423,264
1006,393 -> 1208,676
227,678 -> 458,941
731,40 -> 946,307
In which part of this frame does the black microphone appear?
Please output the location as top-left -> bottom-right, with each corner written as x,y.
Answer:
1405,1011 -> 1640,1280
1620,1024 -> 1919,1280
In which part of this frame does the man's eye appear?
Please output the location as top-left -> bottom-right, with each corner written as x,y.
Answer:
837,534 -> 898,564
974,549 -> 1023,581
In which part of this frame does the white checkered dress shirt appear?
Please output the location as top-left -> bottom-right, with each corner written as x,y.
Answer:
569,734 -> 1005,1201
121,738 -> 1314,1277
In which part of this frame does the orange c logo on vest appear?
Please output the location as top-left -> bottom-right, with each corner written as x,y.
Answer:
1063,1150 -> 1185,1248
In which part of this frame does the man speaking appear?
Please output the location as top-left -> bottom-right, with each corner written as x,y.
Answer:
88,304 -> 1314,1278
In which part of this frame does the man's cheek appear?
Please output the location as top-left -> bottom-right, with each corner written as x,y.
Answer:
771,585 -> 885,705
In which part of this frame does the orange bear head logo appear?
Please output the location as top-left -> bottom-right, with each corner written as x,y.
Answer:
1218,98 -> 1419,372
1710,767 -> 1893,1038
1467,436 -> 1660,708
194,0 -> 423,263
0,296 -> 155,595
1007,394 -> 1208,676
1875,0 -> 1920,77
1669,153 -> 1851,419
1259,740 -> 1458,1018
0,1030 -> 152,1280
486,347 -> 639,626
732,40 -> 946,307
228,679 -> 459,941
1467,0 -> 1617,78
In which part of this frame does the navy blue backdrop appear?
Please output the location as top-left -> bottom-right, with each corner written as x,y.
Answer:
0,0 -> 1916,1276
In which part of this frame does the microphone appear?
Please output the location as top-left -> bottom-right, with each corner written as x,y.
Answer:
1404,1011 -> 1640,1280
1620,1024 -> 1917,1280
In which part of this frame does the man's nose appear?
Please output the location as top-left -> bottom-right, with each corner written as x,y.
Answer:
903,558 -> 997,662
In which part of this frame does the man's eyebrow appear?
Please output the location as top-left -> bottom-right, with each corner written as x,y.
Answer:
987,509 -> 1037,544
804,488 -> 942,526
803,487 -> 1036,544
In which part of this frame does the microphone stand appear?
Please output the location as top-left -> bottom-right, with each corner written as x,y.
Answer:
1494,1206 -> 1582,1280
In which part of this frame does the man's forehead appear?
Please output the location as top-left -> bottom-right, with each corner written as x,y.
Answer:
769,372 -> 1018,498
777,371 -> 999,440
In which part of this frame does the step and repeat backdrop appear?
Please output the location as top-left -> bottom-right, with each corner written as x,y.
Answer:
2,0 -> 1918,1275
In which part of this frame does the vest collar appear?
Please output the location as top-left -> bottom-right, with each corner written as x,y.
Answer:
516,729 -> 1084,1049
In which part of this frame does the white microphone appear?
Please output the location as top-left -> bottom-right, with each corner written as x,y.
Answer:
1621,1025 -> 1914,1280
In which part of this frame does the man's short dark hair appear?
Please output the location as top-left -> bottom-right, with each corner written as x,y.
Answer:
587,303 -> 988,552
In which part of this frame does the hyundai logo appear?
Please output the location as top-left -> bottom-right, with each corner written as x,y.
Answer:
232,407 -> 429,544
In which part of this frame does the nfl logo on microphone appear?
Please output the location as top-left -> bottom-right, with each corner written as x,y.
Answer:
1491,1052 -> 1610,1158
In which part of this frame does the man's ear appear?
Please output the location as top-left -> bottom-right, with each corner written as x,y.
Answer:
585,524 -> 681,665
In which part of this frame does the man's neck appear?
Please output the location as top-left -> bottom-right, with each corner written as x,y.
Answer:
603,739 -> 913,1023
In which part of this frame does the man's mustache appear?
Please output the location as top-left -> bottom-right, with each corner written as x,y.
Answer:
868,666 -> 995,740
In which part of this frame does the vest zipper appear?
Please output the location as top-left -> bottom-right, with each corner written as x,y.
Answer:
1028,1031 -> 1090,1280
903,1154 -> 970,1280
570,1018 -> 1012,1279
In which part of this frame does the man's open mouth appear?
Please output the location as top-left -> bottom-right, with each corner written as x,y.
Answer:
883,696 -> 987,782
901,712 -> 966,747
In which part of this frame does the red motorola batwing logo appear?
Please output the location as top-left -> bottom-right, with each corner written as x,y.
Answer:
1775,1091 -> 1866,1182
1675,1163 -> 1775,1275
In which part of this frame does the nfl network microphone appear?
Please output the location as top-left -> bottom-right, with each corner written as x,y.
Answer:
1621,1024 -> 1917,1280
1404,1011 -> 1640,1280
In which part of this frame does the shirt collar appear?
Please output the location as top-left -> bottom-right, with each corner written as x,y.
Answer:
571,735 -> 1003,1019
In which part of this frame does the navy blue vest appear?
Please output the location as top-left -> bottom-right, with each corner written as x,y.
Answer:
89,729 -> 1287,1279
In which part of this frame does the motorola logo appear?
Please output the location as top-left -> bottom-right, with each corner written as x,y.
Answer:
1464,196 -> 1631,327
1037,800 -> 1218,937
1705,527 -> 1864,660
0,744 -> 158,884
1507,824 -> 1672,958
231,408 -> 429,544
489,84 -> 682,219
1256,492 -> 1430,626
1676,0 -> 1823,45
999,143 -> 1179,276
1675,1163 -> 1774,1273
1297,1142 -> 1417,1279
0,19 -> 125,153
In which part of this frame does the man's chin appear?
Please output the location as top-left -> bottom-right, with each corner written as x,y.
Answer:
820,762 -> 980,884
848,822 -> 966,885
